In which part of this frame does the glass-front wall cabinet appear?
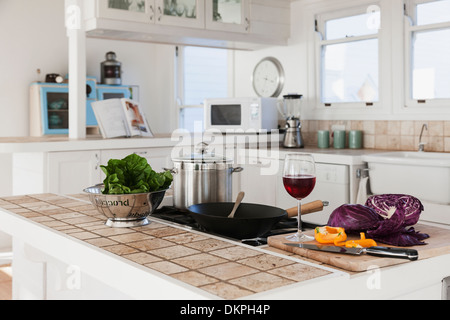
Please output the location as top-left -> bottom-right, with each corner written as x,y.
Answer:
206,0 -> 249,33
99,0 -> 205,28
99,0 -> 248,31
157,0 -> 205,28
100,0 -> 152,22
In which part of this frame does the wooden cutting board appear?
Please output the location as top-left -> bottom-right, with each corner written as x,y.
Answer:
268,224 -> 450,272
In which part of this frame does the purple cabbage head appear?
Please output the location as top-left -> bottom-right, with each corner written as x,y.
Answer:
328,204 -> 382,233
328,194 -> 429,247
365,194 -> 424,227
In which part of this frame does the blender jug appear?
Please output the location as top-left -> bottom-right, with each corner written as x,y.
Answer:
278,94 -> 302,120
278,94 -> 304,148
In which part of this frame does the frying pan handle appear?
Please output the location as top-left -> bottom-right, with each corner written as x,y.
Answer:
287,200 -> 327,218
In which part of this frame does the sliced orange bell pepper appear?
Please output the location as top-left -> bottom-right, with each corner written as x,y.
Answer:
315,226 -> 347,245
344,233 -> 377,248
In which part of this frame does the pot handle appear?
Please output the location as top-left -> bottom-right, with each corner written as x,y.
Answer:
231,167 -> 244,174
163,168 -> 178,175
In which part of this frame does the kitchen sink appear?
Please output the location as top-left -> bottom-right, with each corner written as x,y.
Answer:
362,152 -> 450,205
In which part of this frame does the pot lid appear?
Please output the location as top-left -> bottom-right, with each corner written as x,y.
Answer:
172,142 -> 232,163
173,152 -> 232,163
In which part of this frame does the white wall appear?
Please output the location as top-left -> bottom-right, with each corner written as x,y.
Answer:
0,0 -> 177,138
233,1 -> 308,118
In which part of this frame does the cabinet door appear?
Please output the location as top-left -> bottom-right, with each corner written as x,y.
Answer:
205,0 -> 249,33
47,151 -> 102,195
41,87 -> 70,135
155,0 -> 205,28
97,0 -> 155,23
239,158 -> 277,207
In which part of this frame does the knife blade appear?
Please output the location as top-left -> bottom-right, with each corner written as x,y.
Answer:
284,243 -> 419,261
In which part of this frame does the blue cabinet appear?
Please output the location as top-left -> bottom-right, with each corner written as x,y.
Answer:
30,80 -> 135,136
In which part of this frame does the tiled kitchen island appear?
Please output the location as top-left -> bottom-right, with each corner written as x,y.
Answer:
1,193 -> 450,300
0,193 -> 342,300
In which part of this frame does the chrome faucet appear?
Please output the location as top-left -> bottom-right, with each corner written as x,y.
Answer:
418,124 -> 428,152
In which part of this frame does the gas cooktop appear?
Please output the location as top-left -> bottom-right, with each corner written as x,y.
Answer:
151,207 -> 320,247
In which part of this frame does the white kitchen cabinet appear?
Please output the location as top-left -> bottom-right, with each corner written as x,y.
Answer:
239,157 -> 277,207
12,151 -> 101,195
47,151 -> 102,195
11,147 -> 173,196
96,0 -> 205,28
205,0 -> 250,33
85,0 -> 290,49
96,0 -> 154,23
155,0 -> 206,28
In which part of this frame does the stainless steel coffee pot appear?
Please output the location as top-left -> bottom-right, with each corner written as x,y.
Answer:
101,52 -> 122,85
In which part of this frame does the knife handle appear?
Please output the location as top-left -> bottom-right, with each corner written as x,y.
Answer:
365,246 -> 419,261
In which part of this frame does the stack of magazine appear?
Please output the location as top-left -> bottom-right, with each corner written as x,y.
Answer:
91,98 -> 153,139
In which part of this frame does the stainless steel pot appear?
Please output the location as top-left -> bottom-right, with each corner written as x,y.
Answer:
169,144 -> 243,210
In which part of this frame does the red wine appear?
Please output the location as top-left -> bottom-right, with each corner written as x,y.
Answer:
283,175 -> 316,200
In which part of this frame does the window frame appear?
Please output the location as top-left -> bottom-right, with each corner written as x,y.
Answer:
404,0 -> 450,110
314,3 -> 384,111
175,45 -> 234,131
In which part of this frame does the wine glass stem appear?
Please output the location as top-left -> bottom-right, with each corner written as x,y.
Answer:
297,200 -> 302,235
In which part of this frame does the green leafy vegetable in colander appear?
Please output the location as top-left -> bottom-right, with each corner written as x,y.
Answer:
100,154 -> 173,195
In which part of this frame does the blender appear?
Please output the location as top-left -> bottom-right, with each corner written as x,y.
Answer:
278,94 -> 304,148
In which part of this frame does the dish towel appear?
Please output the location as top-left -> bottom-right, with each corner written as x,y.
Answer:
356,177 -> 369,204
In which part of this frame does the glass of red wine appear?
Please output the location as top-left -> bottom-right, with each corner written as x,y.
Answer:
283,154 -> 316,242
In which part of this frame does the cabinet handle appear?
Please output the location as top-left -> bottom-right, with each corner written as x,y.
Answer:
245,18 -> 250,31
95,153 -> 100,171
158,6 -> 162,21
149,5 -> 154,21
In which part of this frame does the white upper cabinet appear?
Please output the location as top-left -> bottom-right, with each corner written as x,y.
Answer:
97,0 -> 205,28
156,0 -> 205,29
97,0 -> 153,23
86,0 -> 290,49
205,0 -> 250,33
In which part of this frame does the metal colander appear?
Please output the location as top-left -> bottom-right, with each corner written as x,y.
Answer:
84,184 -> 167,228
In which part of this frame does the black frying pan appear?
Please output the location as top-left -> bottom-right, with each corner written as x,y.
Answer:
188,203 -> 287,240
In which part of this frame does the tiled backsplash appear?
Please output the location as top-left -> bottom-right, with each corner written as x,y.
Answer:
297,120 -> 450,152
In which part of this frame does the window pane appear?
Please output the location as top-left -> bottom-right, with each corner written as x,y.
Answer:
184,46 -> 228,106
412,29 -> 450,100
417,0 -> 450,26
179,46 -> 229,132
322,39 -> 379,103
325,12 -> 380,40
180,108 -> 204,133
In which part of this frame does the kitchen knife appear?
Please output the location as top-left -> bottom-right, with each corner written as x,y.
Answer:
284,243 -> 419,261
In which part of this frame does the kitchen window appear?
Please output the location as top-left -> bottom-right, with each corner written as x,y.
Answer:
176,46 -> 232,133
405,0 -> 450,107
315,5 -> 381,108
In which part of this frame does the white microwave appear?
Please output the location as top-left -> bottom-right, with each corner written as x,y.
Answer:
204,97 -> 279,132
